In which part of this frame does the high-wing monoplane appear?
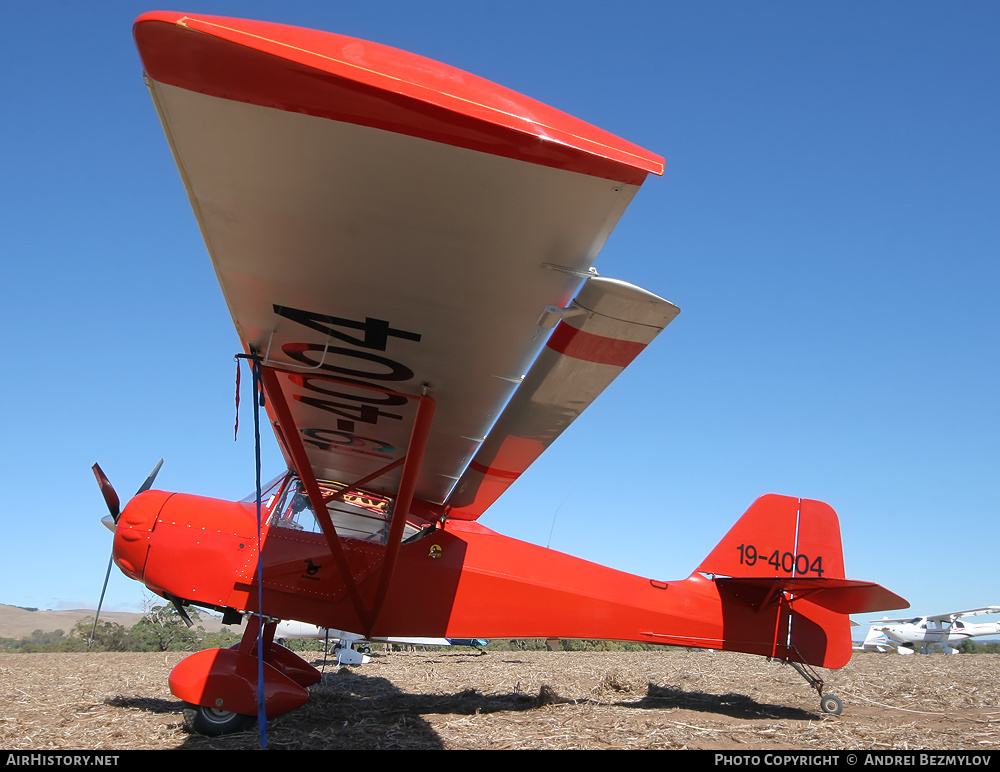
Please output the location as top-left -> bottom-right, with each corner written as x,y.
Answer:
93,12 -> 906,736
860,607 -> 1000,654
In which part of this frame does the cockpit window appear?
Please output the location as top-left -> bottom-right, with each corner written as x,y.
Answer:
269,479 -> 317,533
265,475 -> 421,544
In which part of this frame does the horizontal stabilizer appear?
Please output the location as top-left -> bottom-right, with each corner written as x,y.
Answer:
446,277 -> 678,519
716,577 -> 908,615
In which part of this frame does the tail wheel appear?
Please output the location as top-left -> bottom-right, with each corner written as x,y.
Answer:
820,694 -> 843,715
182,703 -> 254,736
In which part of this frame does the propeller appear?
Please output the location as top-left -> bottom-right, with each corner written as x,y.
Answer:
89,460 -> 163,648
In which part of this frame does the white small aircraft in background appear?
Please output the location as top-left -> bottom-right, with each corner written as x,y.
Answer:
274,621 -> 487,664
860,607 -> 1000,654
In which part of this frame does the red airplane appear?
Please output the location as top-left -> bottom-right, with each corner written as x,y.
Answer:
94,12 -> 906,736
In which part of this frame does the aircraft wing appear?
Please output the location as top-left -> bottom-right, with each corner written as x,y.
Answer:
134,13 -> 673,515
926,607 -> 1000,622
874,607 -> 1000,625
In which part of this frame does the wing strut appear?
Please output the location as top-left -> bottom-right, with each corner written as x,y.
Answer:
366,390 -> 435,631
259,365 -> 370,624
259,364 -> 435,636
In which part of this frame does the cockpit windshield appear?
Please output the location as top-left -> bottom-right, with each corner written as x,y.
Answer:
239,474 -> 290,515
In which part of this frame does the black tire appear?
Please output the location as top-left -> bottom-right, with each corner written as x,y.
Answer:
820,694 -> 843,715
182,703 -> 255,736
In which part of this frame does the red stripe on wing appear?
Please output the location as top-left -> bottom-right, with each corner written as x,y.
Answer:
546,323 -> 647,367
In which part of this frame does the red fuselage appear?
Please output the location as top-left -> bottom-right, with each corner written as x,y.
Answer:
113,482 -> 854,668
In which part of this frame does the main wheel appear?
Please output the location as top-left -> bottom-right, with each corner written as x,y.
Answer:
183,703 -> 255,736
820,694 -> 843,715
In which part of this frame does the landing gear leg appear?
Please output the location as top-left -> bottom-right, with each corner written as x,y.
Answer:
785,660 -> 843,715
170,616 -> 318,734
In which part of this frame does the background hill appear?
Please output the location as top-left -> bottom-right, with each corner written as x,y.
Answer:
0,603 -> 227,639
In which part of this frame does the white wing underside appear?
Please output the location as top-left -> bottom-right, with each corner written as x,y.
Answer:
139,15 -> 671,519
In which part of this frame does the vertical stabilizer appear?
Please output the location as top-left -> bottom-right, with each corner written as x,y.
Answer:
697,494 -> 845,581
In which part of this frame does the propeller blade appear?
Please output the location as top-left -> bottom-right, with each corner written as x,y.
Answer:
91,463 -> 120,523
89,555 -> 114,650
135,458 -> 164,496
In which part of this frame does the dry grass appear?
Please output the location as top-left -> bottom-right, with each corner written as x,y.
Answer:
1,650 -> 999,750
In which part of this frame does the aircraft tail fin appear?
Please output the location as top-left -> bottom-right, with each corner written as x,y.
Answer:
861,625 -> 893,652
697,494 -> 845,580
693,495 -> 906,668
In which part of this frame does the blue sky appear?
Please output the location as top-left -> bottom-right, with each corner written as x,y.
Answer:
1,2 -> 997,629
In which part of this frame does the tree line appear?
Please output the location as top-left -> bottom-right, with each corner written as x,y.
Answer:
0,606 -> 240,653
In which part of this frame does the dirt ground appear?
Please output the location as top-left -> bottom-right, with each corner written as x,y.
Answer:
1,649 -> 998,750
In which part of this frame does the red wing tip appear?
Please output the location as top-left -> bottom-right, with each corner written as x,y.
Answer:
133,12 -> 664,182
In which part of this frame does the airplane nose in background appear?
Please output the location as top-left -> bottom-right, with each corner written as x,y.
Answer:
101,514 -> 116,533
